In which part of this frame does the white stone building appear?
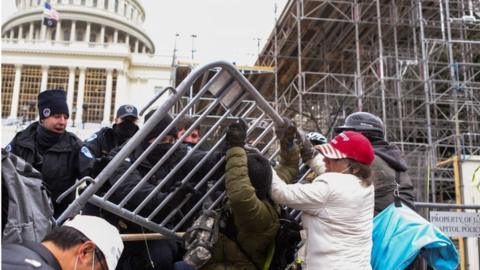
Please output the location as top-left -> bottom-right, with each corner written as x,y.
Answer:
1,0 -> 172,130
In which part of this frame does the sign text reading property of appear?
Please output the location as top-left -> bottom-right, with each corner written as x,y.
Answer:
430,211 -> 480,237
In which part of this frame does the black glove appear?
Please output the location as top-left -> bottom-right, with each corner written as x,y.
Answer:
296,129 -> 318,162
92,156 -> 112,176
275,117 -> 297,150
225,118 -> 248,149
172,182 -> 202,200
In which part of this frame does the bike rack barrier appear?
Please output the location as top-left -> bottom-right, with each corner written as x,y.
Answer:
57,61 -> 287,242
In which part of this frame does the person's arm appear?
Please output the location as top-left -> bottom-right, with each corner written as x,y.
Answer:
108,160 -> 167,212
225,146 -> 274,232
275,144 -> 300,184
305,154 -> 326,176
271,169 -> 330,212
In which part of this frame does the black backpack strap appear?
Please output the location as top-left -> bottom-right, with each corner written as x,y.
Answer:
22,241 -> 62,270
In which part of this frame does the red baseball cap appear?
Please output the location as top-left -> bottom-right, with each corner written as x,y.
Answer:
315,131 -> 374,165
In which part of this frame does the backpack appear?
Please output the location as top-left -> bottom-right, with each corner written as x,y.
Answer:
220,205 -> 302,270
182,208 -> 220,268
265,207 -> 302,270
1,149 -> 55,244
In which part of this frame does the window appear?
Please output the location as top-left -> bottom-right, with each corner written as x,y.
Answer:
114,0 -> 118,12
92,0 -> 97,7
47,67 -> 69,90
76,31 -> 84,42
104,0 -> 108,9
1,64 -> 16,118
83,68 -> 107,123
18,65 -> 42,120
64,30 -> 71,41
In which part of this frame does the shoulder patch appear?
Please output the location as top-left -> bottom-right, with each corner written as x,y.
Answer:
86,133 -> 98,142
5,144 -> 12,152
24,258 -> 42,268
80,146 -> 93,159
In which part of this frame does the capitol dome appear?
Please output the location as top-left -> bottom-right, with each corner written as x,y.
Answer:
2,0 -> 171,126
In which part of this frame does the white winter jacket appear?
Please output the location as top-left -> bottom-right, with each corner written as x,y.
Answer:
271,155 -> 374,270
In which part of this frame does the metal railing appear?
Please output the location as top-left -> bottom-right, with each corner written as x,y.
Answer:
57,61 -> 286,242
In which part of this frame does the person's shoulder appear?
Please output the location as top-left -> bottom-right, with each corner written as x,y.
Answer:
85,127 -> 113,143
2,243 -> 55,270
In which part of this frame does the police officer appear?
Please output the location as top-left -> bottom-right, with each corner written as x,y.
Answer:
84,104 -> 139,176
334,112 -> 416,215
2,215 -> 123,270
5,89 -> 93,217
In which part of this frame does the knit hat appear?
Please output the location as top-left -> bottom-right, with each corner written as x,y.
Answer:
38,90 -> 69,119
116,104 -> 138,120
315,131 -> 374,165
247,152 -> 272,201
144,110 -> 178,141
63,215 -> 124,270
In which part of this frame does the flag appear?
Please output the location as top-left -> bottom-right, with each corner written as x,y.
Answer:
43,2 -> 60,28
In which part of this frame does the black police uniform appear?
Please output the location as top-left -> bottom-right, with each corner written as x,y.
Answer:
5,122 -> 93,217
2,241 -> 62,270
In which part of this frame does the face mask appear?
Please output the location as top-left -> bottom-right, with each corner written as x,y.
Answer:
146,143 -> 172,165
113,121 -> 139,145
73,251 -> 98,270
36,124 -> 62,146
340,166 -> 352,174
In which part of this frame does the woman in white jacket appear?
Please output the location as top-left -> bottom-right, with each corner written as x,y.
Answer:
271,130 -> 375,270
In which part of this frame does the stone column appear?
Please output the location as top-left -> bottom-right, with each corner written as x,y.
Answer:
8,64 -> 22,119
40,22 -> 47,40
70,21 -> 76,42
28,22 -> 34,40
9,30 -> 14,40
85,22 -> 91,42
134,39 -> 138,53
66,67 -> 76,111
100,25 -> 105,44
118,0 -> 124,15
102,69 -> 113,125
114,70 -> 127,110
40,65 -> 49,92
75,68 -> 86,126
55,20 -> 61,41
18,25 -> 23,40
113,29 -> 118,43
108,0 -> 115,12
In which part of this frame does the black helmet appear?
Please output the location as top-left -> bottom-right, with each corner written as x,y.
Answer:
334,112 -> 384,135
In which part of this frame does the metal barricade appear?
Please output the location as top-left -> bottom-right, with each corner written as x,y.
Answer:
57,61 -> 286,242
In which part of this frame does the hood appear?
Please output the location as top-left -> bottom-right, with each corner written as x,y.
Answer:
372,140 -> 408,172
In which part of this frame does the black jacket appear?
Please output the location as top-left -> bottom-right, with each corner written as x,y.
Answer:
371,140 -> 416,215
2,241 -> 61,270
84,127 -> 117,159
6,122 -> 93,217
104,143 -> 222,231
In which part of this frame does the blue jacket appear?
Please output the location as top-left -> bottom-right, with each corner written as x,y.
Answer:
371,203 -> 459,270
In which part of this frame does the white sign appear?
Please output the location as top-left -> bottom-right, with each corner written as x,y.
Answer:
430,211 -> 480,237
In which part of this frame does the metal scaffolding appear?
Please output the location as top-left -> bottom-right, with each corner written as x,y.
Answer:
249,0 -> 480,203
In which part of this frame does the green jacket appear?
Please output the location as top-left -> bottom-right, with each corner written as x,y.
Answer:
201,147 -> 279,270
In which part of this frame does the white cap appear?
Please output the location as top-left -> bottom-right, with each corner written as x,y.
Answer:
63,215 -> 124,270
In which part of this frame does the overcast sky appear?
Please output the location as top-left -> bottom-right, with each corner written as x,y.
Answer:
2,0 -> 287,65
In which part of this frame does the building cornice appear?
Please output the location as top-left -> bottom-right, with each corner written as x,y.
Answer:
2,6 -> 155,52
